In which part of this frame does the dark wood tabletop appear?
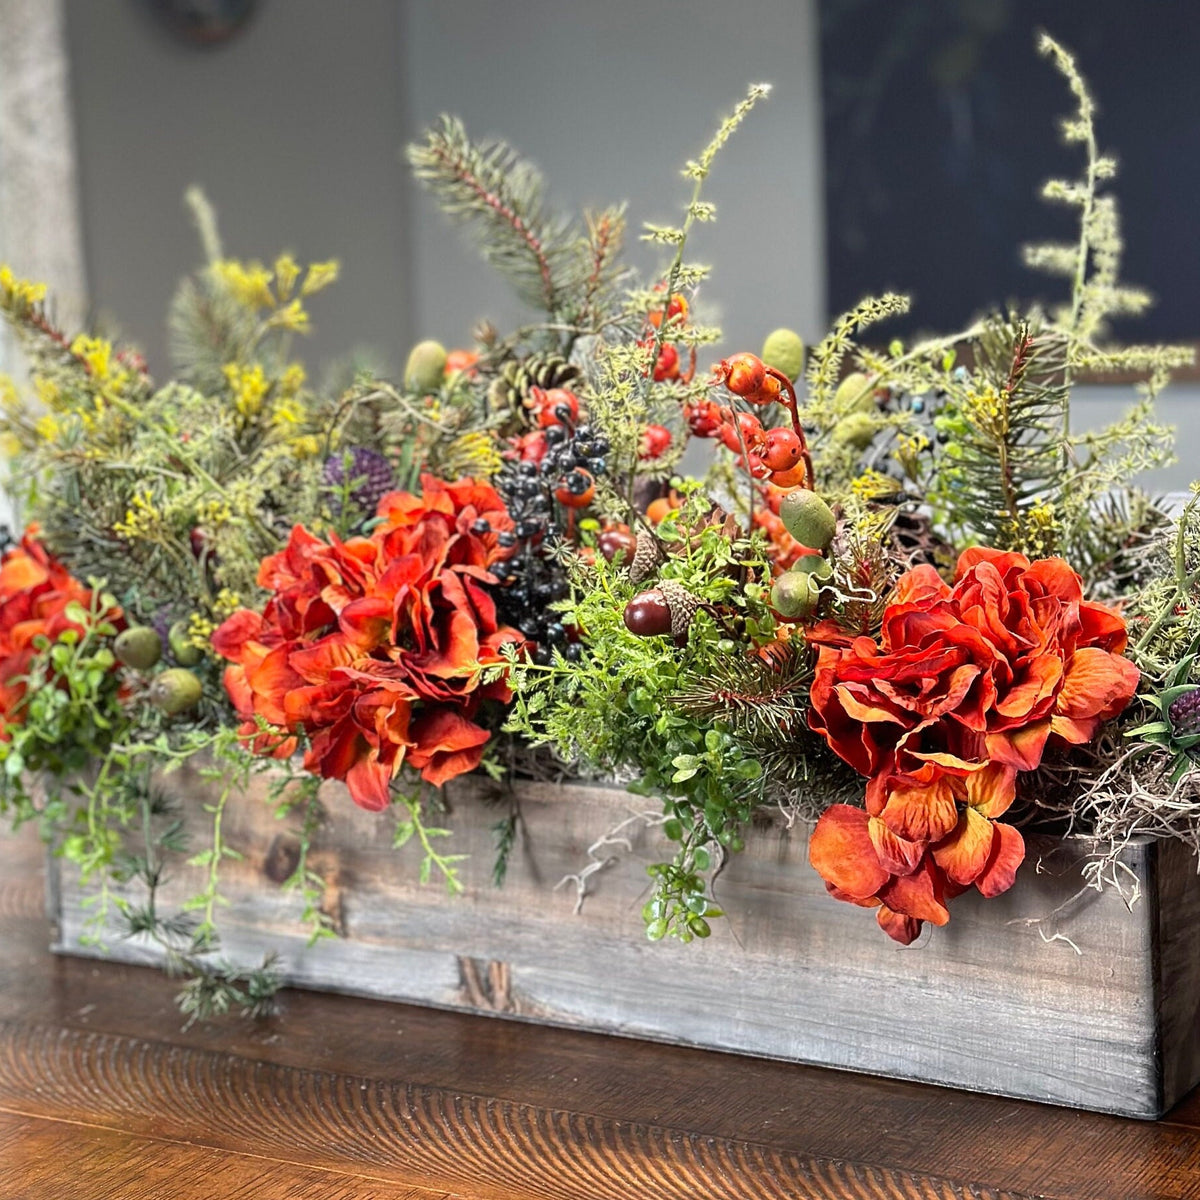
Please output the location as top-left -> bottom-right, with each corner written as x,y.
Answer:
1,824 -> 1199,1199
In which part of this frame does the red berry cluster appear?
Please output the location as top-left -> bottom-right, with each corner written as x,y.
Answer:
685,353 -> 813,489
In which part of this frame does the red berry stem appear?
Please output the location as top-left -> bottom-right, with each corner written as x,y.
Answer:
764,365 -> 814,491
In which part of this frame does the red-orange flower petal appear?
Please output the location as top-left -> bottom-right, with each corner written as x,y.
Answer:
975,821 -> 1025,898
931,806 -> 995,886
809,805 -> 889,900
877,775 -> 959,843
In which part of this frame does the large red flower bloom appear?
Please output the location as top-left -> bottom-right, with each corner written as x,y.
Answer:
0,528 -> 119,737
807,548 -> 1139,943
214,476 -> 520,809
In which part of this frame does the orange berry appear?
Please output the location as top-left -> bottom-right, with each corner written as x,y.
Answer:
762,427 -> 803,473
770,461 -> 809,488
719,353 -> 766,397
646,497 -> 674,524
747,374 -> 783,406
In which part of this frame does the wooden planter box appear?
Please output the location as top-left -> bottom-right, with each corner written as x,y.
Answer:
45,766 -> 1200,1119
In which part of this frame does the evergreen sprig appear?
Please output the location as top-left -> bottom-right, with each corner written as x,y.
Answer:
408,116 -> 586,316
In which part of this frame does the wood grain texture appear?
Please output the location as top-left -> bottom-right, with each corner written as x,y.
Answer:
48,767 -> 1200,1118
4,823 -> 1200,1199
0,1110 -> 447,1200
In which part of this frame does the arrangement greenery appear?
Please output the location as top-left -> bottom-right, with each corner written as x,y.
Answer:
0,34 -> 1197,1011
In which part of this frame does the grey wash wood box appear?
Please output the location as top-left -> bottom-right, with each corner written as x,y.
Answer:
45,767 -> 1200,1119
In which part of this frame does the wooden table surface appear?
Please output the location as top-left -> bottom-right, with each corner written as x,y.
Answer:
2,826 -> 1200,1199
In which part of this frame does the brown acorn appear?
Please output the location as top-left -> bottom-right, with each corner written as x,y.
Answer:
598,528 -> 637,564
629,530 -> 667,584
623,581 -> 701,642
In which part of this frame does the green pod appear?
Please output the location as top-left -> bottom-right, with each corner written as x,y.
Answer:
149,668 -> 203,716
403,339 -> 448,393
113,626 -> 162,671
832,412 -> 878,450
779,489 -> 837,551
771,570 -> 821,621
760,328 -> 805,382
793,553 -> 833,581
168,620 -> 204,667
833,371 -> 876,414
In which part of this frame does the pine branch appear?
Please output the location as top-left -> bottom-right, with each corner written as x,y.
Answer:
408,116 -> 584,315
673,640 -> 812,747
934,315 -> 1070,554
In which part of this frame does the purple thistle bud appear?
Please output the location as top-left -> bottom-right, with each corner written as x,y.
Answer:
323,447 -> 395,516
1168,688 -> 1200,738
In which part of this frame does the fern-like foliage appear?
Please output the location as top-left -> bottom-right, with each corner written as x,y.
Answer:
408,116 -> 588,317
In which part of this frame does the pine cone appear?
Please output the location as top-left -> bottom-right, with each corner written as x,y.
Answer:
629,530 -> 666,584
487,352 -> 582,415
890,507 -> 953,568
659,580 -> 701,639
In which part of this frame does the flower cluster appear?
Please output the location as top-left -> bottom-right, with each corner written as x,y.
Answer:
214,476 -> 520,809
0,530 -> 115,737
806,548 -> 1140,943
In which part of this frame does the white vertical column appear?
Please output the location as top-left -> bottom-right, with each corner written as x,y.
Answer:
0,0 -> 89,531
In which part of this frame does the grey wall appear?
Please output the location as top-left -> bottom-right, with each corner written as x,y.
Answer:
400,0 -> 826,360
64,0 -> 410,375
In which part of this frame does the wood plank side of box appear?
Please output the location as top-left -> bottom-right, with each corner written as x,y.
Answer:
46,766 -> 1200,1119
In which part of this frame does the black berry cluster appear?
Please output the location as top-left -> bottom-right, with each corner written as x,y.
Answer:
486,421 -> 611,664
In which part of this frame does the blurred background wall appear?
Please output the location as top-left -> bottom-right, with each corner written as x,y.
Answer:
2,0 -> 1191,492
61,0 -> 825,378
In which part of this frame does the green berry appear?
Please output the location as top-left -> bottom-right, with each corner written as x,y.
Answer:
760,328 -> 805,382
149,668 -> 203,715
779,489 -> 837,551
403,339 -> 448,393
771,570 -> 821,621
833,371 -> 876,414
793,553 -> 833,581
168,620 -> 204,667
832,412 -> 877,450
113,626 -> 162,671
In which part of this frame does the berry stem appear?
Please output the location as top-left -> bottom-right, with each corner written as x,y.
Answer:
765,365 -> 814,490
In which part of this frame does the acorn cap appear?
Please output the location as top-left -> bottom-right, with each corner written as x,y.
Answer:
114,626 -> 162,671
771,570 -> 821,621
779,490 -> 837,551
168,620 -> 204,667
403,339 -> 448,393
761,328 -> 805,382
658,580 -> 701,639
149,668 -> 203,716
833,371 -> 876,414
629,530 -> 667,584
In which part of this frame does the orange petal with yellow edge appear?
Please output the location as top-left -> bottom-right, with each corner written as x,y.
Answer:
809,805 -> 889,900
878,775 -> 958,843
975,821 -> 1025,898
876,905 -> 922,945
931,806 -> 995,886
964,761 -> 1017,818
868,816 -> 924,876
877,857 -> 950,926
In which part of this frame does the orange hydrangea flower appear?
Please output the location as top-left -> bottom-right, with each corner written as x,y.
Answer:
807,548 -> 1139,943
214,476 -> 520,810
0,528 -> 120,738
